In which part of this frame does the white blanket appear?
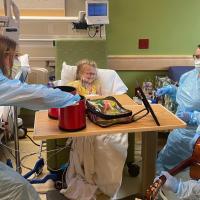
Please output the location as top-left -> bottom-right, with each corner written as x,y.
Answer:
60,134 -> 128,199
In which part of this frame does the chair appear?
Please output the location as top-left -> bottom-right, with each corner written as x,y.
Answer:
168,66 -> 194,82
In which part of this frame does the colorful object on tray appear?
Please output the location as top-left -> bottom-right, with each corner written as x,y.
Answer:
88,98 -> 129,116
86,96 -> 147,127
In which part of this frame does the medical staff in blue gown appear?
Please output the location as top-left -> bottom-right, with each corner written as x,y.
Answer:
156,45 -> 200,175
157,133 -> 200,200
158,171 -> 200,200
0,35 -> 80,200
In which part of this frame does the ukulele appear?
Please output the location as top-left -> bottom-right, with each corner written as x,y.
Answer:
145,137 -> 200,200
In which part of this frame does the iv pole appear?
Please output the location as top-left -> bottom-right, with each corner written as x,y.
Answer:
2,0 -> 21,173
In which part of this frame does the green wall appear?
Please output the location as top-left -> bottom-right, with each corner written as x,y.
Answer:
55,39 -> 107,80
105,0 -> 200,96
107,0 -> 200,55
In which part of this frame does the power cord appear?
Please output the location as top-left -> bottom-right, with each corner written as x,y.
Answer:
26,134 -> 40,146
88,24 -> 103,38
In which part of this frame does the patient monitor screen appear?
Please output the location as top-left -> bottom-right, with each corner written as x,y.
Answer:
86,0 -> 109,25
88,3 -> 107,16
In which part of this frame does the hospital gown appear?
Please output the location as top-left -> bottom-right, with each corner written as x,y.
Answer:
0,69 -> 80,199
156,69 -> 200,174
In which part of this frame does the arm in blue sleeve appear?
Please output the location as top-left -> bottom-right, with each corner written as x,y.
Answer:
176,180 -> 200,200
156,84 -> 177,100
176,111 -> 200,125
0,77 -> 80,110
166,84 -> 177,101
189,111 -> 200,125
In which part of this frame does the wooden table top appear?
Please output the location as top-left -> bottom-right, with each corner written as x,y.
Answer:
33,94 -> 186,140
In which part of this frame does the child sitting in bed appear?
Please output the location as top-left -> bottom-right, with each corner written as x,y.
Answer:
67,59 -> 101,96
61,59 -> 127,200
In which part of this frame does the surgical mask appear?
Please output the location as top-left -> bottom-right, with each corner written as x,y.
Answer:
194,59 -> 200,72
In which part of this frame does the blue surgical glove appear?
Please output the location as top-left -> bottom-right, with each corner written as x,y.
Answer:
161,171 -> 180,193
156,86 -> 171,97
192,111 -> 200,125
177,111 -> 193,123
156,85 -> 177,101
73,94 -> 81,102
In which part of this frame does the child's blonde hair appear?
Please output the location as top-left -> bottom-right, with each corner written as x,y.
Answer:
76,59 -> 98,80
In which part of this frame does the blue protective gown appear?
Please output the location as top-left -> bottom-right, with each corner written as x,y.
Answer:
156,69 -> 200,175
0,69 -> 80,110
0,161 -> 40,200
176,180 -> 200,200
0,69 -> 80,199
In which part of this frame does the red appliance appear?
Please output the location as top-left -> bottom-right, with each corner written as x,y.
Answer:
48,86 -> 76,119
59,95 -> 86,131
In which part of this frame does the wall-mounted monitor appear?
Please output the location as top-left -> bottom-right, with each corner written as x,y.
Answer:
85,0 -> 109,25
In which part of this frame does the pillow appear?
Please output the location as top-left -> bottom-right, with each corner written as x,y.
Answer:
61,62 -> 77,85
61,62 -> 128,95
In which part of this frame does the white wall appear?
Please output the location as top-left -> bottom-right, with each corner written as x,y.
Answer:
0,0 -> 65,9
65,0 -> 85,16
1,0 -> 105,74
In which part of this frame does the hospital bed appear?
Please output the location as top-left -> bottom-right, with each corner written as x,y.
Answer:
48,39 -> 136,171
47,39 -> 108,170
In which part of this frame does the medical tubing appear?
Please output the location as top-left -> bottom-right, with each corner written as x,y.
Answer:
26,134 -> 40,146
62,163 -> 69,188
0,141 -> 67,156
20,152 -> 38,163
20,146 -> 69,172
88,25 -> 98,38
0,141 -> 70,175
0,144 -> 14,160
21,162 -> 33,171
0,142 -> 15,159
45,146 -> 69,171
